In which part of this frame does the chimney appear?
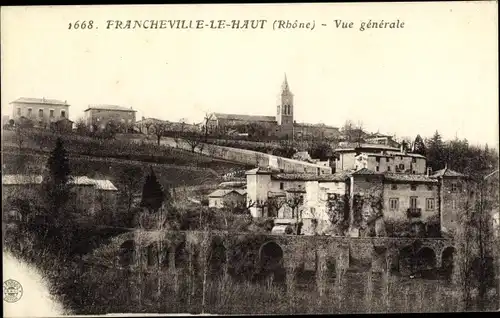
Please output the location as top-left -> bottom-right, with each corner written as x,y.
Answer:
427,167 -> 432,177
400,144 -> 404,153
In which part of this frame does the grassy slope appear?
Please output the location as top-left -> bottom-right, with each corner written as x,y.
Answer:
2,129 -> 248,187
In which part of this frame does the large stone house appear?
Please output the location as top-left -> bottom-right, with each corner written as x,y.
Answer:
335,143 -> 427,174
84,105 -> 137,132
9,97 -> 72,130
2,175 -> 118,216
207,74 -> 340,140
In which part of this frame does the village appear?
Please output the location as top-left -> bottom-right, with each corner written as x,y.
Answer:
2,75 -> 499,314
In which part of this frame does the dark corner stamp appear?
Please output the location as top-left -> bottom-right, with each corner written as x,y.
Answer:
3,279 -> 23,303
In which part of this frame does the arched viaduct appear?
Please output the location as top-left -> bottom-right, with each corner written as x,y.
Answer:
84,230 -> 456,295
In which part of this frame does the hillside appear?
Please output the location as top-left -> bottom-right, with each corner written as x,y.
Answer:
2,129 -> 249,187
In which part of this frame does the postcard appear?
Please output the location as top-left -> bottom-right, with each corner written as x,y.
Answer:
1,2 -> 499,316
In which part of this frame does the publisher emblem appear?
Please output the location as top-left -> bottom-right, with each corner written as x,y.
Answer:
3,279 -> 23,303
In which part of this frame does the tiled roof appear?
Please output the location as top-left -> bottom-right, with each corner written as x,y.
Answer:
335,143 -> 400,152
70,176 -> 118,191
85,105 -> 137,112
352,168 -> 379,175
208,189 -> 247,198
383,173 -> 438,183
218,181 -> 247,189
246,167 -> 277,175
363,152 -> 426,159
272,171 -> 350,182
212,113 -> 276,123
2,175 -> 118,190
430,168 -> 467,178
11,97 -> 69,106
2,175 -> 43,185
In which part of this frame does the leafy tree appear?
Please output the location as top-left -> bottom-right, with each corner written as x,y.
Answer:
152,121 -> 170,146
140,167 -> 165,214
75,118 -> 89,135
326,193 -> 350,235
308,142 -> 333,161
413,134 -> 426,156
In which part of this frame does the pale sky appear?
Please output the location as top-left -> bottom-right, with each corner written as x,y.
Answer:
1,2 -> 498,147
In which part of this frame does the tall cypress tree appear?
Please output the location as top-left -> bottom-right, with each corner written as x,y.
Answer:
140,167 -> 165,214
43,137 -> 72,217
413,134 -> 426,156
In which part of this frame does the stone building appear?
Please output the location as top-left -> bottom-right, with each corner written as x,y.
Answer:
246,163 -> 469,237
335,143 -> 427,174
365,132 -> 401,148
84,105 -> 137,132
207,189 -> 247,209
208,74 -> 340,140
2,174 -> 118,216
9,97 -> 71,129
430,167 -> 469,235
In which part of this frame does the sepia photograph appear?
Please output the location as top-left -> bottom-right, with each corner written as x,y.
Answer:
1,2 -> 499,316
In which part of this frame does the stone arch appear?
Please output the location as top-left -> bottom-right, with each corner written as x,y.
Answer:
415,247 -> 437,271
441,246 -> 455,277
175,241 -> 188,269
398,245 -> 414,275
207,237 -> 227,278
118,240 -> 135,267
259,241 -> 286,283
159,245 -> 171,269
146,244 -> 157,267
372,246 -> 389,272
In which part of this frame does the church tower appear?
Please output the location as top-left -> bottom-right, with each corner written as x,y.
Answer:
276,74 -> 294,138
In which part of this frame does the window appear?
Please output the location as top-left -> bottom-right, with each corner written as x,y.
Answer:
399,164 -> 405,170
411,184 -> 417,191
376,157 -> 380,163
38,109 -> 43,118
410,196 -> 418,208
17,108 -> 21,116
280,182 -> 284,190
49,109 -> 54,117
387,166 -> 391,172
412,158 -> 417,163
27,108 -> 32,117
391,184 -> 398,190
389,198 -> 399,210
426,198 -> 435,210
376,166 -> 379,172
61,110 -> 66,118
451,183 -> 458,192
427,184 -> 433,191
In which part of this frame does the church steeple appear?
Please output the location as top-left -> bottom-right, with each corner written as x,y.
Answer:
281,73 -> 290,93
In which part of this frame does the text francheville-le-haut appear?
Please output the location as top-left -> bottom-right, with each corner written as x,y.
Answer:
104,19 -> 405,31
